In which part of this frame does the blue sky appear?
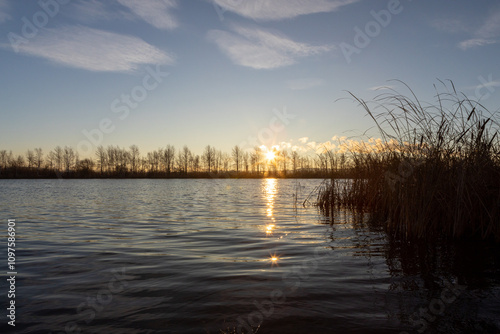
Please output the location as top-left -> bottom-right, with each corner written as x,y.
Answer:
1,0 -> 500,158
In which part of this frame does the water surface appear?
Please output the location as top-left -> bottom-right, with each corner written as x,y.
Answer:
0,179 -> 498,333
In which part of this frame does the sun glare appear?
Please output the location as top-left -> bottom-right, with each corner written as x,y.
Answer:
268,253 -> 280,266
265,151 -> 276,161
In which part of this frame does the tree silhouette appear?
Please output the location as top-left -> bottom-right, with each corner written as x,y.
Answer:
203,145 -> 215,173
63,146 -> 75,173
0,142 -> 338,178
182,145 -> 191,173
95,146 -> 106,174
35,148 -> 43,170
163,145 -> 175,174
26,149 -> 35,169
232,145 -> 242,173
129,145 -> 140,173
0,150 -> 7,171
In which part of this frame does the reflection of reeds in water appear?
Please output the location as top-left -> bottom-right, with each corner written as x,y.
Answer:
384,232 -> 500,333
318,82 -> 500,240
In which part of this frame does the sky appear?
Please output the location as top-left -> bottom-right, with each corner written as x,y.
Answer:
1,0 -> 500,158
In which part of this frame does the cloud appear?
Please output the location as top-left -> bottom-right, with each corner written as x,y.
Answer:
0,0 -> 10,23
281,136 -> 391,156
476,10 -> 500,39
10,26 -> 174,72
465,78 -> 500,92
117,0 -> 178,30
69,0 -> 128,23
207,24 -> 333,69
212,0 -> 358,21
287,78 -> 325,90
458,38 -> 496,50
457,9 -> 500,50
478,80 -> 500,89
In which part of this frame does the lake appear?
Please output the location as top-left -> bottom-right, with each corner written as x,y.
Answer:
0,179 -> 499,333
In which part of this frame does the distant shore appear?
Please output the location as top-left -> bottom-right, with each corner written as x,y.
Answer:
0,167 -> 355,179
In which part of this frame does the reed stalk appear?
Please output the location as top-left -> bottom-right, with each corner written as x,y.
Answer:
318,82 -> 500,240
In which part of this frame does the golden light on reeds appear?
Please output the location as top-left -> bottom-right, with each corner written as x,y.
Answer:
317,82 -> 500,240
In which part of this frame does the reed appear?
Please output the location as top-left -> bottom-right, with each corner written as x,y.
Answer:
318,81 -> 500,240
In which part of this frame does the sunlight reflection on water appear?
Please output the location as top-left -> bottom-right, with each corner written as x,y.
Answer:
0,179 -> 498,334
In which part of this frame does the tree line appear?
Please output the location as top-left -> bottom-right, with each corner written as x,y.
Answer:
0,144 -> 351,178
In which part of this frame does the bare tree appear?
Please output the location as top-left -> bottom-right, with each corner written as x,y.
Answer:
339,153 -> 346,172
26,150 -> 35,169
0,143 -> 325,178
215,150 -> 223,173
232,145 -> 242,172
115,147 -> 129,173
192,155 -> 200,172
95,145 -> 107,174
222,152 -> 230,172
0,150 -> 7,170
252,146 -> 262,173
53,146 -> 63,172
129,145 -> 140,173
146,150 -> 161,172
291,151 -> 299,174
176,151 -> 183,173
46,151 -> 55,170
162,145 -> 175,174
203,145 -> 215,173
147,152 -> 154,172
243,151 -> 249,172
140,157 -> 148,173
63,146 -> 75,172
13,155 -> 25,168
77,158 -> 95,173
182,145 -> 191,173
106,146 -> 115,172
34,148 -> 43,170
280,149 -> 288,175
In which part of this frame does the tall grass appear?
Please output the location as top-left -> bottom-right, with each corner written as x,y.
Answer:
318,82 -> 500,240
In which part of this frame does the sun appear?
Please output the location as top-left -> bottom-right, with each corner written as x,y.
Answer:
265,151 -> 276,161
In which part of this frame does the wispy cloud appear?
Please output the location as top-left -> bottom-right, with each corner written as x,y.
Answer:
278,137 -> 334,154
279,136 -> 391,156
69,0 -> 129,23
212,0 -> 358,21
9,26 -> 174,72
0,0 -> 10,23
458,38 -> 496,50
465,79 -> 500,92
476,10 -> 500,39
287,78 -> 325,90
458,9 -> 500,50
208,24 -> 333,69
117,0 -> 178,30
